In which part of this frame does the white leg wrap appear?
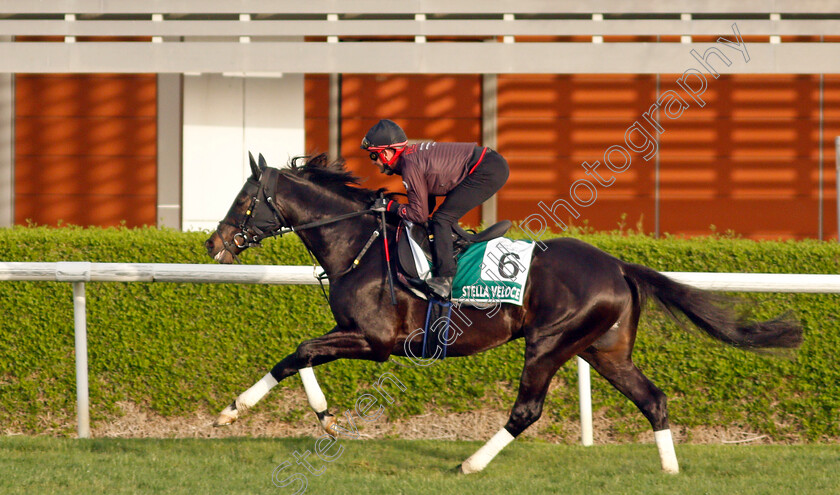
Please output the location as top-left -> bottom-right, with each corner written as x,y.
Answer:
654,429 -> 679,474
461,428 -> 515,474
237,372 -> 278,409
299,367 -> 328,413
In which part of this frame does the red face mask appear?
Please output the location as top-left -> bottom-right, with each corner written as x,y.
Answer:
369,146 -> 405,171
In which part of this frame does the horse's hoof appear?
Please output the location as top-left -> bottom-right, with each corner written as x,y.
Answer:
320,414 -> 339,437
213,401 -> 238,427
213,415 -> 236,427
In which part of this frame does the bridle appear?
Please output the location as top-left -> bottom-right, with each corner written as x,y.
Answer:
216,165 -> 399,305
216,167 -> 378,266
216,168 -> 286,263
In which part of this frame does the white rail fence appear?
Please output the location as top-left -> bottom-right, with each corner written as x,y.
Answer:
1,261 -> 838,442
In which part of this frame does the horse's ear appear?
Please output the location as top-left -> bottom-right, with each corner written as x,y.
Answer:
248,151 -> 260,178
258,153 -> 268,172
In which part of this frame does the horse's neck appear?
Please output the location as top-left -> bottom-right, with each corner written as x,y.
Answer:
286,185 -> 378,277
296,216 -> 380,278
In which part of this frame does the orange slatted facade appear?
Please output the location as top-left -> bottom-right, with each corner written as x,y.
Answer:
657,74 -> 821,240
305,73 -> 840,240
496,74 -> 840,240
823,74 -> 840,241
14,72 -> 836,238
15,74 -> 157,227
496,74 -> 658,234
304,74 -> 331,155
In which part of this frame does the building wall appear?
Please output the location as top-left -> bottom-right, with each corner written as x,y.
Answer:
497,74 -> 838,240
304,74 -> 330,156
306,73 -> 840,240
496,74 -> 657,235
14,74 -> 157,227
181,74 -> 305,231
7,72 -> 840,240
824,75 -> 840,241
657,74 -> 822,240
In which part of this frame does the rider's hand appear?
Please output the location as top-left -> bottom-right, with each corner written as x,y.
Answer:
371,197 -> 389,212
371,197 -> 401,214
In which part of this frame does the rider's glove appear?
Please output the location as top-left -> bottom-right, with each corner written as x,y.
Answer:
371,197 -> 399,214
371,197 -> 389,212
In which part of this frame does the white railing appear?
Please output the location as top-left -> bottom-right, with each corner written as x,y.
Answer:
0,261 -> 323,285
0,262 -> 325,439
1,261 -> 837,442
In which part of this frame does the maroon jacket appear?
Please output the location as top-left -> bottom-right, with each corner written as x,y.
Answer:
390,142 -> 476,223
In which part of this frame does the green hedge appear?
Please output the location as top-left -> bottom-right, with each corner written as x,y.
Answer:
0,225 -> 838,441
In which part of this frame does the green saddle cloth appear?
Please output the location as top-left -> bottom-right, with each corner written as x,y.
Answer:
451,238 -> 536,306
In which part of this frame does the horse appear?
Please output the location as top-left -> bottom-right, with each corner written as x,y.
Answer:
204,152 -> 802,475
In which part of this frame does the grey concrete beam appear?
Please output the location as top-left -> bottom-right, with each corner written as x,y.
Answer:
0,40 -> 11,227
156,74 -> 182,229
0,41 -> 833,74
481,73 -> 497,227
2,19 -> 840,37
0,0 -> 837,15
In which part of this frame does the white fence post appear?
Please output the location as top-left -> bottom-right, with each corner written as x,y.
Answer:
577,356 -> 593,446
72,281 -> 90,439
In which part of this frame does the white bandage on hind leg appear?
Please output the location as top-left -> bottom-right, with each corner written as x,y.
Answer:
654,429 -> 680,474
461,428 -> 515,474
238,372 -> 278,409
299,367 -> 328,413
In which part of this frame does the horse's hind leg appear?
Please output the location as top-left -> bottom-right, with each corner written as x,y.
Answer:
579,315 -> 679,473
460,328 -> 586,474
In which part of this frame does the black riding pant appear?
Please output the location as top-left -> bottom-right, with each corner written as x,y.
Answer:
430,148 -> 509,278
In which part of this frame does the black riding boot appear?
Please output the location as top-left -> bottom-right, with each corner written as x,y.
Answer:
428,219 -> 456,299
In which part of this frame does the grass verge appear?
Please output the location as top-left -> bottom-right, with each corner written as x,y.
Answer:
2,436 -> 839,495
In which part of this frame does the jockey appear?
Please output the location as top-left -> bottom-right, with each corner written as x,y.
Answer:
362,119 -> 509,299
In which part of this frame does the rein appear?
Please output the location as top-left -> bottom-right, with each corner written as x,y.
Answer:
218,169 -> 372,258
220,168 -> 397,304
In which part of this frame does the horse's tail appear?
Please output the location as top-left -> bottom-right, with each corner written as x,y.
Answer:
621,262 -> 803,350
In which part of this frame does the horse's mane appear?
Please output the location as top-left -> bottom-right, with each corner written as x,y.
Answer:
282,153 -> 391,205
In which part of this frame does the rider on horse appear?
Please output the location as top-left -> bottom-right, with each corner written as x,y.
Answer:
362,119 -> 510,299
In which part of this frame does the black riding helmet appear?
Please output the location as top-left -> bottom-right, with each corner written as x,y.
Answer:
360,120 -> 409,175
360,119 -> 408,150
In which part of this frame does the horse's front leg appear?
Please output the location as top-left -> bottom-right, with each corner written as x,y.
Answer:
213,366 -> 336,433
214,326 -> 390,435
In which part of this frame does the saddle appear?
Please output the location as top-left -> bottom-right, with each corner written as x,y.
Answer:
395,220 -> 512,299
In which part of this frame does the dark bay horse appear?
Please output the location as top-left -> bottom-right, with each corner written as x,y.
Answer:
204,153 -> 802,474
